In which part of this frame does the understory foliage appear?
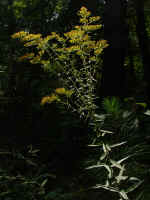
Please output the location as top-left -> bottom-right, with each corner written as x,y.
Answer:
11,7 -> 150,200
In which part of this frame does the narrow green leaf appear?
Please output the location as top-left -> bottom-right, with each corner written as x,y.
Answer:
110,159 -> 122,169
41,179 -> 48,187
110,141 -> 127,148
86,164 -> 112,178
119,190 -> 129,200
92,184 -> 119,193
126,180 -> 144,193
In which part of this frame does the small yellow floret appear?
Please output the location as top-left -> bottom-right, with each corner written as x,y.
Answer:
55,88 -> 66,94
41,94 -> 58,105
55,88 -> 73,97
89,16 -> 100,23
18,53 -> 35,61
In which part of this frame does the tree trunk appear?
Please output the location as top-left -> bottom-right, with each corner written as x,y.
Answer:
7,0 -> 17,97
100,0 -> 128,98
134,0 -> 150,101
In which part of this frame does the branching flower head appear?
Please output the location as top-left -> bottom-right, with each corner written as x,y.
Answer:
40,94 -> 59,106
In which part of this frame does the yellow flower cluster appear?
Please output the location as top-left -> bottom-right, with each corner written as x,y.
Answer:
18,53 -> 35,61
41,88 -> 73,106
12,31 -> 42,42
89,16 -> 101,23
11,7 -> 109,109
41,94 -> 59,105
12,6 -> 108,76
22,34 -> 42,42
37,35 -> 51,49
97,40 -> 109,48
65,30 -> 84,39
77,7 -> 101,26
11,31 -> 28,39
55,88 -> 66,94
24,40 -> 39,47
64,45 -> 81,53
78,7 -> 91,19
55,88 -> 73,97
82,24 -> 102,31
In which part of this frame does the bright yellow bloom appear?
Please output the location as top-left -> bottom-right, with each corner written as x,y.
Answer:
55,88 -> 73,97
64,30 -> 84,39
41,94 -> 58,105
11,31 -> 28,39
82,25 -> 102,31
24,40 -> 39,47
100,40 -> 109,48
78,7 -> 91,18
89,16 -> 101,23
22,33 -> 42,41
55,88 -> 66,94
80,18 -> 89,24
75,26 -> 80,30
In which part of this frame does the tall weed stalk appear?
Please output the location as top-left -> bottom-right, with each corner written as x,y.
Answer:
12,7 -> 143,200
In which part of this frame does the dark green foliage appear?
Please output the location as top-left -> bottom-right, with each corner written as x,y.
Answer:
0,1 -> 150,200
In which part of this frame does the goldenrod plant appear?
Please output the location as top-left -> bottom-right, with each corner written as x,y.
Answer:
12,6 -> 108,120
12,7 -> 142,200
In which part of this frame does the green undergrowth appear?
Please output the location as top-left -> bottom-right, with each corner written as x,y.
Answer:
0,98 -> 150,200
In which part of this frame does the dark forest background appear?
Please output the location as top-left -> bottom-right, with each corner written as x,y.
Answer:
0,0 -> 150,199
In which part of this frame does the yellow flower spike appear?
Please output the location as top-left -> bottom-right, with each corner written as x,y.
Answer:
24,40 -> 39,47
21,34 -> 42,42
100,40 -> 109,48
40,94 -> 59,105
82,25 -> 102,31
55,35 -> 65,43
43,35 -> 52,42
89,16 -> 101,23
12,32 -> 42,43
75,26 -> 81,30
55,88 -> 73,97
78,7 -> 91,18
40,96 -> 50,105
65,45 -> 81,53
18,53 -> 35,61
55,88 -> 66,95
11,31 -> 28,39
